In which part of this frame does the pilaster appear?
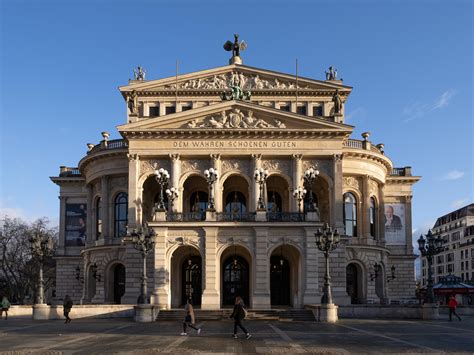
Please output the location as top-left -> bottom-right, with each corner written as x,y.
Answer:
303,227 -> 319,304
333,154 -> 344,230
201,227 -> 220,309
404,195 -> 413,255
211,154 -> 221,212
292,154 -> 303,212
101,177 -> 110,243
127,153 -> 139,229
150,227 -> 169,307
169,154 -> 181,212
86,185 -> 93,247
253,227 -> 271,309
58,196 -> 67,251
378,183 -> 386,244
361,175 -> 371,241
251,154 -> 262,212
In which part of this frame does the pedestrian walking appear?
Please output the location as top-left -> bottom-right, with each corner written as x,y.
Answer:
448,295 -> 461,321
229,296 -> 251,339
1,296 -> 11,320
181,299 -> 201,336
63,295 -> 73,323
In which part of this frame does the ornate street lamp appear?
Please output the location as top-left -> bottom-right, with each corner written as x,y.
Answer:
254,167 -> 269,210
418,230 -> 444,304
315,223 -> 340,304
154,167 -> 170,211
292,186 -> 307,215
165,187 -> 179,212
204,168 -> 218,210
29,231 -> 55,304
124,224 -> 156,304
387,265 -> 396,283
304,167 -> 319,211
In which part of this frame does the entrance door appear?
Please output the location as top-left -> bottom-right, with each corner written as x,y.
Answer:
346,264 -> 359,304
181,256 -> 202,306
113,264 -> 126,304
222,256 -> 249,306
270,256 -> 290,306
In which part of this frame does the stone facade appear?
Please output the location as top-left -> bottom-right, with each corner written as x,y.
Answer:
51,60 -> 420,309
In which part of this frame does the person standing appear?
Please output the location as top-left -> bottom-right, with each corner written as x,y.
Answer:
230,296 -> 251,339
63,295 -> 73,324
181,299 -> 201,336
448,295 -> 461,321
1,296 -> 11,320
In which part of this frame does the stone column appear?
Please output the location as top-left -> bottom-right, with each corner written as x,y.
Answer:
292,154 -> 303,212
361,175 -> 371,241
251,154 -> 262,212
127,153 -> 140,229
169,154 -> 181,212
58,196 -> 67,251
86,185 -> 94,247
332,154 -> 344,230
201,227 -> 220,309
253,227 -> 270,309
211,154 -> 222,212
378,183 -> 386,244
405,195 -> 413,255
101,176 -> 110,243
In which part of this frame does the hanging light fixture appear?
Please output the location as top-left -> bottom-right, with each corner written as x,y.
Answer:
279,244 -> 284,266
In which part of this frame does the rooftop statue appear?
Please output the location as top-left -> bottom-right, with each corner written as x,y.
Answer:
223,34 -> 247,64
134,66 -> 146,80
221,73 -> 251,101
325,66 -> 337,81
332,89 -> 342,115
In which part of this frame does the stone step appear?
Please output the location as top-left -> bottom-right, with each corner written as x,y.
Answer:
157,309 -> 316,322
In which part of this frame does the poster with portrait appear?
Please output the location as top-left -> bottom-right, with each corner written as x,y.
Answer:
65,203 -> 86,246
384,203 -> 406,245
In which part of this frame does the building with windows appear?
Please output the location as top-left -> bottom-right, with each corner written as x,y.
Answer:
421,204 -> 474,293
51,45 -> 420,309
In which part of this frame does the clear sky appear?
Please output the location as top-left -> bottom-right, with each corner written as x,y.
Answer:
1,0 -> 473,247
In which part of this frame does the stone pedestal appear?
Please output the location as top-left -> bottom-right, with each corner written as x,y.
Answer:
421,303 -> 439,320
201,290 -> 220,310
255,210 -> 267,222
206,210 -> 216,222
319,304 -> 338,323
305,211 -> 320,222
32,304 -> 50,320
134,304 -> 158,322
153,210 -> 166,222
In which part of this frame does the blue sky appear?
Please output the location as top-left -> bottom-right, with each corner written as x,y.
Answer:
1,0 -> 472,245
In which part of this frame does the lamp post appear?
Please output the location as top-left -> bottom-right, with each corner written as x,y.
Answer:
292,186 -> 307,215
29,231 -> 55,304
304,167 -> 319,211
165,187 -> 179,212
315,223 -> 340,304
125,224 -> 156,304
204,168 -> 218,210
254,167 -> 269,210
154,167 -> 170,210
418,230 -> 444,304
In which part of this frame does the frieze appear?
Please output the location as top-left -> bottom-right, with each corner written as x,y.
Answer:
164,71 -> 310,91
167,236 -> 202,250
184,108 -> 286,129
343,176 -> 361,192
181,159 -> 207,174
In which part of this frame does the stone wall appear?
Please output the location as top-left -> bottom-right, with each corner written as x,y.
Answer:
55,257 -> 83,304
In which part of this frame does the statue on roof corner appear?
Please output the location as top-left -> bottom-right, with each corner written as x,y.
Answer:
133,66 -> 146,80
325,66 -> 338,80
223,34 -> 247,65
332,89 -> 342,115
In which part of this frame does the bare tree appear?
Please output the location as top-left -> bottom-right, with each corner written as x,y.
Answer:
0,216 -> 57,304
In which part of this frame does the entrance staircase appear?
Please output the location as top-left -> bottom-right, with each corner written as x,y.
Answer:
156,308 -> 316,322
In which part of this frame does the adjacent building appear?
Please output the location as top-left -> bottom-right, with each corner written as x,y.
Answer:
51,43 -> 420,309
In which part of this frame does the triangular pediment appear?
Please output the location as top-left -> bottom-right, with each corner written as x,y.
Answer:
117,101 -> 353,136
119,64 -> 351,96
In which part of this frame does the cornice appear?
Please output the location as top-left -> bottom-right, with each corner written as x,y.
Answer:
134,89 -> 349,98
50,176 -> 85,185
78,149 -> 128,173
342,150 -> 393,172
386,176 -> 421,185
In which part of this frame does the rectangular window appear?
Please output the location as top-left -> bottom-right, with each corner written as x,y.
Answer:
437,266 -> 443,274
296,105 -> 307,115
452,231 -> 460,241
437,255 -> 444,264
149,106 -> 160,117
447,253 -> 454,262
165,106 -> 176,115
280,104 -> 291,112
422,259 -> 426,267
447,264 -> 454,273
313,106 -> 323,117
461,262 -> 464,270
181,105 -> 192,112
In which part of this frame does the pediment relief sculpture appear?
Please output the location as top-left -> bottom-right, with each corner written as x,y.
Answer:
165,71 -> 310,91
184,109 -> 286,129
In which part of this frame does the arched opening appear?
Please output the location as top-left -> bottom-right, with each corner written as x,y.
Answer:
222,175 -> 249,217
375,264 -> 386,303
266,175 -> 289,212
114,193 -> 128,238
170,245 -> 202,308
270,243 -> 301,307
95,197 -> 102,240
304,176 -> 330,222
370,197 -> 377,238
112,264 -> 126,304
142,175 -> 161,222
220,244 -> 252,307
183,175 -> 208,217
346,263 -> 363,304
343,193 -> 357,237
225,191 -> 247,215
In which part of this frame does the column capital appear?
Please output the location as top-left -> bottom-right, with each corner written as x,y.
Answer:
169,153 -> 180,161
127,153 -> 139,162
210,153 -> 221,161
251,153 -> 262,161
292,153 -> 304,161
404,195 -> 413,203
333,154 -> 343,162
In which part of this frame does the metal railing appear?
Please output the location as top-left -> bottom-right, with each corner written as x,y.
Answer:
216,212 -> 256,222
166,212 -> 205,222
267,212 -> 305,222
389,167 -> 412,176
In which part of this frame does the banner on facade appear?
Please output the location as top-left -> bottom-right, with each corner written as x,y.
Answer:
65,203 -> 86,246
384,203 -> 406,245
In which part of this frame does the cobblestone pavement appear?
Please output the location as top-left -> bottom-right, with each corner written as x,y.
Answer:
0,317 -> 473,354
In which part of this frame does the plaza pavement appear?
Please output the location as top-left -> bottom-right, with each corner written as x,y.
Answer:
0,316 -> 473,354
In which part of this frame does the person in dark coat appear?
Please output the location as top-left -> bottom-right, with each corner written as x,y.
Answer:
181,299 -> 201,336
229,296 -> 251,339
63,295 -> 73,323
448,295 -> 461,321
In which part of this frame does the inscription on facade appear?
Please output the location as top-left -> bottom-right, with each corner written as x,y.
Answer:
173,140 -> 297,149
